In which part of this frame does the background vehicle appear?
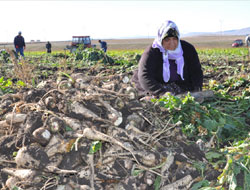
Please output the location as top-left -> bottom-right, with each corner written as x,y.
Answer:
66,36 -> 96,52
232,39 -> 243,47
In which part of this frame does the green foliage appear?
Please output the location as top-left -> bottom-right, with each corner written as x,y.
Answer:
12,186 -> 24,190
0,76 -> 13,94
198,48 -> 248,57
107,49 -> 143,56
194,187 -> 216,190
59,72 -> 75,83
0,49 -> 10,63
89,141 -> 102,154
65,126 -> 73,132
108,51 -> 142,66
1,47 -> 249,190
12,151 -> 18,157
205,151 -> 223,161
218,138 -> 250,190
218,156 -> 242,190
152,92 -> 183,112
153,176 -> 161,190
193,161 -> 207,177
153,93 -> 249,144
191,180 -> 210,190
73,48 -> 114,65
153,91 -> 249,189
244,173 -> 250,190
131,168 -> 144,176
16,80 -> 26,87
72,48 -> 142,67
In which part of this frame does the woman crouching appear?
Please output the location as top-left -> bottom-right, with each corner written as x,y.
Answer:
132,20 -> 203,100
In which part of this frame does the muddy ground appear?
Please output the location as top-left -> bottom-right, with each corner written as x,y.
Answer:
0,64 -> 221,190
0,49 -> 249,190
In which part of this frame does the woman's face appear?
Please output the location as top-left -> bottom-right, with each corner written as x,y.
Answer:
162,37 -> 178,50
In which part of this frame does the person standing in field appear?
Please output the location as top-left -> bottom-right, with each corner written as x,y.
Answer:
132,20 -> 203,99
245,34 -> 250,47
98,40 -> 107,52
14,31 -> 26,58
246,34 -> 250,58
46,41 -> 52,53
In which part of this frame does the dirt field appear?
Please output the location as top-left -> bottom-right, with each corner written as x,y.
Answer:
0,35 -> 246,52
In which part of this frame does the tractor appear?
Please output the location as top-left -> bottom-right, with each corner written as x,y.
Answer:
66,36 -> 96,53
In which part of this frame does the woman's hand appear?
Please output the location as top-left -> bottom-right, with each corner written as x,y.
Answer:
162,83 -> 182,95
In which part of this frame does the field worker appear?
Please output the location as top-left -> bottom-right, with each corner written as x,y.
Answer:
98,40 -> 107,52
132,20 -> 203,99
245,34 -> 250,47
14,31 -> 26,58
46,41 -> 52,53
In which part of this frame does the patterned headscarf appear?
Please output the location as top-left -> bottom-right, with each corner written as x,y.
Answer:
152,20 -> 184,82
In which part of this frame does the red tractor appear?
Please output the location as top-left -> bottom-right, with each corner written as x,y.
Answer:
232,39 -> 243,47
66,36 -> 96,52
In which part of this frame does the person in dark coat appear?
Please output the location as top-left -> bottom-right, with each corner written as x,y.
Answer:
132,20 -> 203,99
46,41 -> 52,53
98,40 -> 107,52
14,31 -> 26,58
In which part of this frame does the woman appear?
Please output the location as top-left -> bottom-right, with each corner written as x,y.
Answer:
132,20 -> 203,98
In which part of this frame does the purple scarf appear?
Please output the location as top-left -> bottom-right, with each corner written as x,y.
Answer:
152,20 -> 184,82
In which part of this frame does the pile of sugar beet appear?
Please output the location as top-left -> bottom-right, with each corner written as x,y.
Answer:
0,68 -> 219,190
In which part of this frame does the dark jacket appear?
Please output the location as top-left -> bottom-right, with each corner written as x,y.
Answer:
132,40 -> 203,96
100,41 -> 107,48
14,35 -> 25,48
46,42 -> 51,49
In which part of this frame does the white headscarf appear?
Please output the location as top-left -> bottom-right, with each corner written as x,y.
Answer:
152,20 -> 184,82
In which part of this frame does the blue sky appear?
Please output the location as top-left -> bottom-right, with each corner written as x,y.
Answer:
1,0 -> 250,42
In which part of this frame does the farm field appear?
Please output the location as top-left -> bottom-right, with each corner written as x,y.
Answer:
0,41 -> 249,189
0,35 -> 247,51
